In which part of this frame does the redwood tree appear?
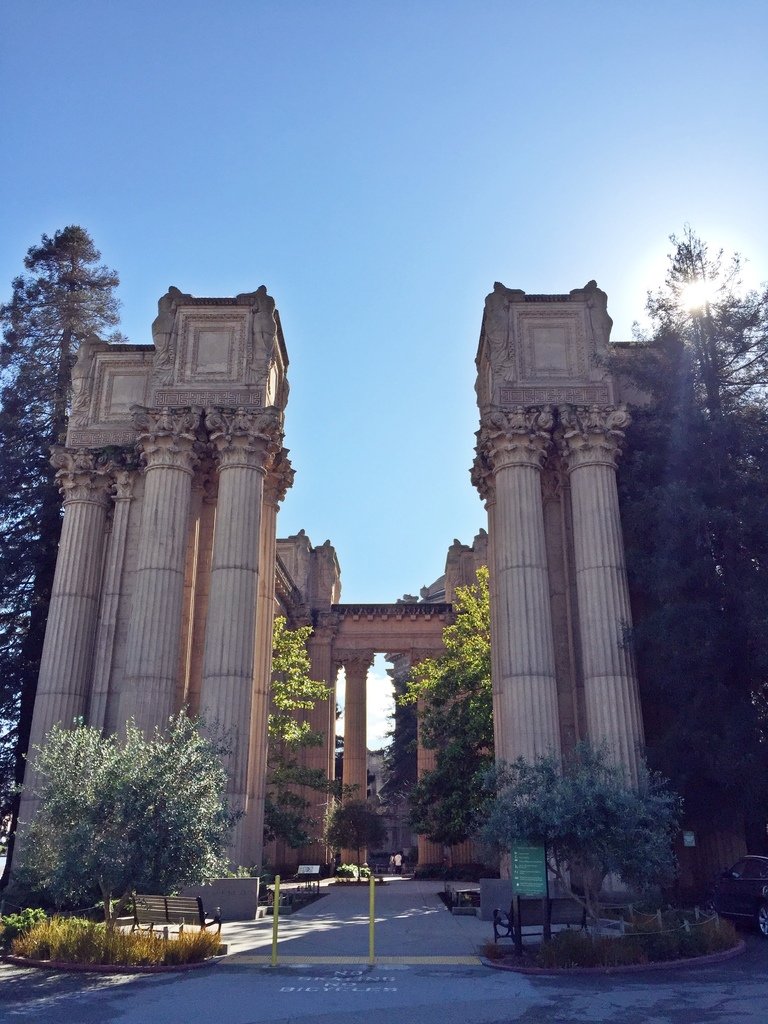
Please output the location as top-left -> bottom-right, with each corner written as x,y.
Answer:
0,227 -> 121,882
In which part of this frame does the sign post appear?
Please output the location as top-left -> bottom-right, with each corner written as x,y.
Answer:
510,844 -> 548,956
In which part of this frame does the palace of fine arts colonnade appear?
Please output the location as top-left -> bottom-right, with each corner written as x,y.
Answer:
17,279 -> 646,874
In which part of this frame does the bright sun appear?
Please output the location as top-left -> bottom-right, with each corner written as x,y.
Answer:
679,278 -> 717,311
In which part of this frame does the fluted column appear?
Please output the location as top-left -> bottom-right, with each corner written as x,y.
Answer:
307,619 -> 339,787
559,404 -> 644,783
199,407 -> 280,864
90,464 -> 137,731
473,407 -> 561,763
340,652 -> 373,863
20,449 -> 112,826
120,408 -> 200,733
243,448 -> 293,867
341,653 -> 373,801
416,695 -> 444,867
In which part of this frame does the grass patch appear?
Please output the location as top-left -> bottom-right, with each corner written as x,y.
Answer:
13,917 -> 220,967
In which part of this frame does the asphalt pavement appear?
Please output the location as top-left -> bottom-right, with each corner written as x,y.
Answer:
1,876 -> 767,1024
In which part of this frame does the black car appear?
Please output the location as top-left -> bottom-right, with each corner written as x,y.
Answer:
712,855 -> 768,936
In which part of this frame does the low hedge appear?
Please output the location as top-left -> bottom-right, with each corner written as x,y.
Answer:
12,917 -> 220,967
534,915 -> 738,969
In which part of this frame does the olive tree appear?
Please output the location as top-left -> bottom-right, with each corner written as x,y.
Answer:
16,714 -> 236,923
481,744 -> 682,923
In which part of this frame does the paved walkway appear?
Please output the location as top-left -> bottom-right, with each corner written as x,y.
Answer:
221,876 -> 488,965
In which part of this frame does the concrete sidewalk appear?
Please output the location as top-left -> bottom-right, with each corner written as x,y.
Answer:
221,877 -> 490,966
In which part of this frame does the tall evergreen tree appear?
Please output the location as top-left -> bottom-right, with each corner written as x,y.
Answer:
613,229 -> 768,856
0,227 -> 121,876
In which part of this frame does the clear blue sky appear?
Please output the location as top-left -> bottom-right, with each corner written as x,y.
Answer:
2,0 -> 767,613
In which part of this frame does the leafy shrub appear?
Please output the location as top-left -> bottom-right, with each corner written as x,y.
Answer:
12,917 -> 220,966
1,908 -> 47,943
335,864 -> 358,878
534,914 -> 739,968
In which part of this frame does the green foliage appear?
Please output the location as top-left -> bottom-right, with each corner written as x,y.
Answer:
0,226 -> 122,854
333,862 -> 371,879
533,915 -> 737,968
17,713 -> 235,921
401,567 -> 493,844
325,801 -> 387,870
612,229 -> 768,836
482,744 -> 682,924
12,916 -> 220,966
264,617 -> 334,847
1,906 -> 46,943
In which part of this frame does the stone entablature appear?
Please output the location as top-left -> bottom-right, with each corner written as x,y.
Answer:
476,281 -> 616,413
66,286 -> 288,450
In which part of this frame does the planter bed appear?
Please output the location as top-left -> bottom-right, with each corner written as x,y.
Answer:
7,953 -> 221,974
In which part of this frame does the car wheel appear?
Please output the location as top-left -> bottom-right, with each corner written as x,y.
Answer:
757,902 -> 768,937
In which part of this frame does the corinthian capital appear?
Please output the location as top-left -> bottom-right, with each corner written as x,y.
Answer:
476,404 -> 554,473
50,447 -> 113,506
205,406 -> 282,471
558,403 -> 631,470
130,405 -> 202,473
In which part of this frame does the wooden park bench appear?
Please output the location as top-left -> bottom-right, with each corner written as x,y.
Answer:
132,894 -> 221,936
493,896 -> 586,943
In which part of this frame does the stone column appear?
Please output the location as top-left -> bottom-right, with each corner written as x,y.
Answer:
341,653 -> 373,802
307,619 -> 339,787
120,408 -> 200,733
473,407 -> 561,763
199,407 -> 280,865
339,652 -> 373,864
416,697 -> 444,867
559,404 -> 644,782
184,472 -> 217,717
89,464 -> 137,730
20,449 -> 112,824
243,448 -> 293,868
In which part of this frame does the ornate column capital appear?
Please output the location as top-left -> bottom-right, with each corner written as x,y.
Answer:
130,405 -> 202,473
558,404 -> 630,471
263,447 -> 295,508
474,405 -> 554,483
50,448 -> 113,507
336,651 -> 375,677
204,407 -> 282,472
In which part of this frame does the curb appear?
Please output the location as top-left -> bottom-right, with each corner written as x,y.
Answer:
6,954 -> 221,975
481,940 -> 746,975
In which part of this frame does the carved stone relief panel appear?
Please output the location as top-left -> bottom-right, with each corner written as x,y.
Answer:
176,310 -> 247,385
66,348 -> 152,447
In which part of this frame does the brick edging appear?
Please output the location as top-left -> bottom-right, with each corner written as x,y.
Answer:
6,954 -> 220,975
482,940 -> 746,975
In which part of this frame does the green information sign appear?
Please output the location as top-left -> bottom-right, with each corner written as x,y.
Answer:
511,843 -> 547,896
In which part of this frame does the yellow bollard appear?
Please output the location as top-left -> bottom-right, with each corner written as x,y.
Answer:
369,872 -> 375,964
271,874 -> 281,966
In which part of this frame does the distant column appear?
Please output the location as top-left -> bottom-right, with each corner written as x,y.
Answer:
341,653 -> 374,801
120,408 -> 200,733
416,696 -> 444,867
559,404 -> 644,782
19,449 -> 112,824
199,408 -> 281,865
243,448 -> 293,868
473,407 -> 561,763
